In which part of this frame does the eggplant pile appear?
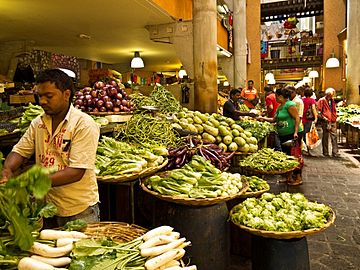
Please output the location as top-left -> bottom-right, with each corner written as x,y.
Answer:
164,136 -> 235,171
74,80 -> 134,113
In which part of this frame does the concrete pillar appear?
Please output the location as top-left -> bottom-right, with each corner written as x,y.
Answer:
246,0 -> 261,92
233,0 -> 247,88
346,0 -> 360,104
323,0 -> 346,92
193,0 -> 218,113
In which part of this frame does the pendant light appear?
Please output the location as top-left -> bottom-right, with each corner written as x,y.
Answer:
267,77 -> 276,85
130,51 -> 144,69
308,70 -> 319,78
178,66 -> 187,79
264,72 -> 275,81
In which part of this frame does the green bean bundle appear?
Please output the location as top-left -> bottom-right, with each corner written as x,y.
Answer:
123,113 -> 180,148
130,92 -> 157,111
150,85 -> 182,113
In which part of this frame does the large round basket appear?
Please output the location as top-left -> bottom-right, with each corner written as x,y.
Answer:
83,222 -> 147,243
239,186 -> 270,199
229,208 -> 336,239
140,177 -> 249,206
97,159 -> 168,183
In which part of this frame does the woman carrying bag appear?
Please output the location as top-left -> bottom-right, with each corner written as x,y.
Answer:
302,88 -> 318,155
257,87 -> 304,185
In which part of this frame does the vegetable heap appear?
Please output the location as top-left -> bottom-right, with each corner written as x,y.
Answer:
337,104 -> 360,124
146,155 -> 243,198
121,113 -> 180,148
230,192 -> 332,232
242,176 -> 270,193
74,80 -> 133,113
18,103 -> 43,133
172,110 -> 258,153
130,85 -> 182,113
96,136 -> 166,176
236,118 -> 276,141
165,136 -> 235,171
239,148 -> 299,172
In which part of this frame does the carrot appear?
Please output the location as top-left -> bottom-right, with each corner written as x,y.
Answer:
141,238 -> 186,257
30,242 -> 73,258
143,226 -> 174,241
30,255 -> 71,267
18,257 -> 68,270
145,249 -> 182,270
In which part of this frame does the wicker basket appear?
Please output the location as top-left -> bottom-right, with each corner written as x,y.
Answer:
83,222 -> 147,243
230,208 -> 336,239
140,178 -> 249,207
97,159 -> 168,183
241,166 -> 297,176
239,187 -> 271,199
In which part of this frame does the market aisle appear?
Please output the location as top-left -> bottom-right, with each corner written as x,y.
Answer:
229,148 -> 360,270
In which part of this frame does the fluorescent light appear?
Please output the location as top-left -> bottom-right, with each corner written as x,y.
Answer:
130,51 -> 144,68
308,70 -> 319,78
265,72 -> 274,81
58,68 -> 76,78
325,53 -> 340,68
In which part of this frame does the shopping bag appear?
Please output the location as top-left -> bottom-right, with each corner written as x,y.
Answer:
291,141 -> 304,169
306,123 -> 321,150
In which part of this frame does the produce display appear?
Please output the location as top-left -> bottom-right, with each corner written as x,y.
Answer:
236,119 -> 276,141
74,80 -> 133,113
239,148 -> 299,172
165,136 -> 234,171
146,155 -> 243,198
172,110 -> 258,153
337,104 -> 360,124
16,225 -> 196,270
96,136 -> 167,177
130,85 -> 182,113
239,103 -> 250,112
18,103 -> 43,133
121,113 -> 180,148
242,175 -> 270,193
230,192 -> 332,232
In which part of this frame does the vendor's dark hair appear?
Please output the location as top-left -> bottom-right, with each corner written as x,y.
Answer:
36,69 -> 75,102
304,87 -> 313,97
285,85 -> 296,92
248,80 -> 254,84
275,87 -> 291,99
230,88 -> 241,97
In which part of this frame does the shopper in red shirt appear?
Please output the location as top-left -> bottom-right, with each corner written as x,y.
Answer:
317,88 -> 339,157
302,87 -> 318,155
264,86 -> 279,118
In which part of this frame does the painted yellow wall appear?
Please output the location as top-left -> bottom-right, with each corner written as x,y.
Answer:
323,0 -> 346,92
246,0 -> 261,92
152,0 -> 192,20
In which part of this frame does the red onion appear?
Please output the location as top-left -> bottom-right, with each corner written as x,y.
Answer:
113,107 -> 120,112
74,99 -> 83,106
102,96 -> 110,103
116,93 -> 123,100
95,81 -> 105,89
99,106 -> 107,112
105,101 -> 113,110
96,99 -> 104,108
121,99 -> 128,107
75,91 -> 83,97
90,90 -> 98,98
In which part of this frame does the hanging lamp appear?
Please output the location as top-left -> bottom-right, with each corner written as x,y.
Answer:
130,51 -> 144,68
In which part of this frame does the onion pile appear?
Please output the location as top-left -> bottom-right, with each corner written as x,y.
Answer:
74,81 -> 134,113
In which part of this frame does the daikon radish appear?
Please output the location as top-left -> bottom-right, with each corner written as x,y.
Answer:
169,232 -> 180,239
40,229 -> 87,240
56,237 -> 81,247
18,257 -> 68,270
156,260 -> 180,269
30,242 -> 73,258
140,234 -> 181,250
141,238 -> 186,257
172,249 -> 186,261
143,226 -> 174,241
30,255 -> 71,267
145,249 -> 182,270
178,241 -> 191,249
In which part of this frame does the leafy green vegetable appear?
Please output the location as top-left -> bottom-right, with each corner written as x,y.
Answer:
63,219 -> 88,231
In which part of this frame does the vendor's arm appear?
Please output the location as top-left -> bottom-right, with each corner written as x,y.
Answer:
1,152 -> 26,181
50,167 -> 85,187
235,110 -> 258,118
288,105 -> 300,139
257,116 -> 276,123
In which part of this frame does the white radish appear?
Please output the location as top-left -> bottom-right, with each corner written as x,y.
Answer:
156,260 -> 180,269
40,229 -> 87,240
169,232 -> 180,239
143,226 -> 174,241
140,234 -> 181,250
30,255 -> 71,267
56,237 -> 81,247
178,241 -> 191,249
30,242 -> 73,258
172,248 -> 186,261
18,257 -> 68,270
145,249 -> 182,270
141,238 -> 186,257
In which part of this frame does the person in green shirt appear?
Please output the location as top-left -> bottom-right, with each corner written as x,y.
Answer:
257,87 -> 303,185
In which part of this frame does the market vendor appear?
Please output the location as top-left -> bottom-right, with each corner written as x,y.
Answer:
240,80 -> 260,109
223,88 -> 258,120
1,69 -> 100,227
